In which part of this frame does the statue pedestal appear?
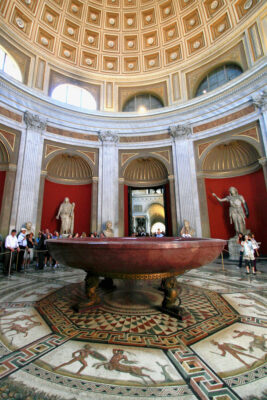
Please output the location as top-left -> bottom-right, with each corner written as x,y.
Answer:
228,237 -> 240,260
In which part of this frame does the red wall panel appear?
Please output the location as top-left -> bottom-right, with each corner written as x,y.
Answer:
124,185 -> 129,236
205,169 -> 267,254
41,180 -> 92,235
0,171 -> 6,215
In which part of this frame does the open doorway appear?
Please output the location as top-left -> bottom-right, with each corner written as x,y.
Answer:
128,186 -> 168,236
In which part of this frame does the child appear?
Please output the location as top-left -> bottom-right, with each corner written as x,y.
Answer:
241,235 -> 255,275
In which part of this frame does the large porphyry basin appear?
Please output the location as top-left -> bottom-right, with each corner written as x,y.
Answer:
47,237 -> 226,279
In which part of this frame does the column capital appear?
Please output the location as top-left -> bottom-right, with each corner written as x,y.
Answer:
258,157 -> 267,166
251,90 -> 267,112
98,130 -> 119,144
24,111 -> 47,130
169,124 -> 192,141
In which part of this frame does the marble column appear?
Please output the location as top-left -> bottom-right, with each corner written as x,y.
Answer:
258,157 -> 267,189
168,174 -> 178,236
170,125 -> 202,236
118,177 -> 125,237
0,166 -> 17,236
91,177 -> 98,233
10,111 -> 46,234
97,130 -> 119,236
35,171 -> 47,233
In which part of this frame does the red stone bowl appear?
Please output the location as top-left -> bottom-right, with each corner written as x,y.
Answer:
47,237 -> 226,280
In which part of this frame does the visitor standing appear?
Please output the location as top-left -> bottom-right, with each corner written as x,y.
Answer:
4,229 -> 20,275
241,235 -> 255,275
17,227 -> 27,272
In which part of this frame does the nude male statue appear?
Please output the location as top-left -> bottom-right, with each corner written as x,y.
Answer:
56,197 -> 75,235
212,187 -> 249,235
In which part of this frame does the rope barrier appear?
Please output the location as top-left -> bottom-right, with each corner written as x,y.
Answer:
0,249 -> 50,256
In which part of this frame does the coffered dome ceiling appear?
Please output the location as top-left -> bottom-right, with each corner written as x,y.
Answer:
0,0 -> 262,78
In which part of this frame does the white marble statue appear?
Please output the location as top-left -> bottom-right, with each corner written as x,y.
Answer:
212,187 -> 249,235
180,220 -> 195,238
56,197 -> 75,235
103,221 -> 114,238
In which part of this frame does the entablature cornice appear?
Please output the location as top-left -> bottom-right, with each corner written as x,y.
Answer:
0,60 -> 266,140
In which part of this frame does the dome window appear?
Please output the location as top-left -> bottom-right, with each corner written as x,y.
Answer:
51,84 -> 97,111
0,46 -> 22,82
195,64 -> 243,97
122,93 -> 164,112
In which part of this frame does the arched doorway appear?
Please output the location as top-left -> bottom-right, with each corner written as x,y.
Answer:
123,157 -> 171,236
41,153 -> 93,235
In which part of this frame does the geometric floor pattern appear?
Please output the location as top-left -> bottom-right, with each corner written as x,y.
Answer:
0,260 -> 266,399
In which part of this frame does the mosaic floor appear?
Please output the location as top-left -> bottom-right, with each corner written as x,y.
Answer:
0,259 -> 266,400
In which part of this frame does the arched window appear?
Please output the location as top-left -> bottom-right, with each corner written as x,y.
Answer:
122,93 -> 164,112
0,46 -> 22,82
195,64 -> 243,97
51,84 -> 97,110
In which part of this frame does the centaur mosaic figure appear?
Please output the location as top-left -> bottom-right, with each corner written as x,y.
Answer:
212,187 -> 249,235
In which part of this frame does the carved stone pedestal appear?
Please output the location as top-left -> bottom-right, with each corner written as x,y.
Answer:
228,237 -> 240,260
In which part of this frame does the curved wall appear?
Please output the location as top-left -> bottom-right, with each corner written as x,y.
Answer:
0,57 -> 266,253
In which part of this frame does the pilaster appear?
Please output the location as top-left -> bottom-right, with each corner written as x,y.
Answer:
97,130 -> 119,235
91,177 -> 98,233
170,124 -> 202,236
252,90 -> 267,156
10,111 -> 46,233
0,165 -> 17,236
168,174 -> 177,236
258,157 -> 267,189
